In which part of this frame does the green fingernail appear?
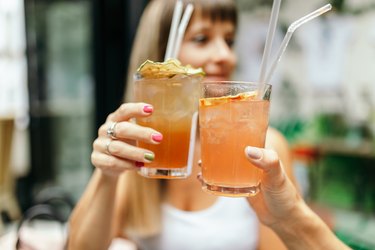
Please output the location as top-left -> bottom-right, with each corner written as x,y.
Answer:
144,152 -> 154,161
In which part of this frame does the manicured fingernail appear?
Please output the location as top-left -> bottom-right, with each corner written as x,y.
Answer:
151,133 -> 163,142
245,146 -> 262,160
143,105 -> 153,113
135,161 -> 144,168
144,152 -> 155,161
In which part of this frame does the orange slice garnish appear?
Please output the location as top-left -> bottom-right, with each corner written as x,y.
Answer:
200,91 -> 257,106
136,59 -> 205,79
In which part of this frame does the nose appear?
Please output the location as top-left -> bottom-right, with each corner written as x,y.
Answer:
211,38 -> 236,65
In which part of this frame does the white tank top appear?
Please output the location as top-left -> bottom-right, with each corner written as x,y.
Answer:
130,197 -> 259,250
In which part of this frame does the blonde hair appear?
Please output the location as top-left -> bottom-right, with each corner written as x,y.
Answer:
123,0 -> 238,237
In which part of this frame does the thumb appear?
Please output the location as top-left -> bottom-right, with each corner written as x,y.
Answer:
244,146 -> 285,188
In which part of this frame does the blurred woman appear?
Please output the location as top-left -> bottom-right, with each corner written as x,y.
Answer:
68,0 -> 300,249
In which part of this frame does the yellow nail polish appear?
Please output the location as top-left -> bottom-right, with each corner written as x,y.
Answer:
144,152 -> 154,161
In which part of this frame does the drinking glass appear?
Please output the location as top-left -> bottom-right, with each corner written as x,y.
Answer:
199,81 -> 272,196
134,74 -> 202,179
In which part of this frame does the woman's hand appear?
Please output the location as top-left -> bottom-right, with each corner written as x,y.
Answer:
91,103 -> 163,177
245,147 -> 352,249
244,146 -> 303,227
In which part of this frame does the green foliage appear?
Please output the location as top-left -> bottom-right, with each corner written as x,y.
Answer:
336,231 -> 375,250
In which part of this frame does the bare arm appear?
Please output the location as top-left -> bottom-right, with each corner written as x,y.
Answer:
67,103 -> 161,250
68,170 -> 119,250
271,200 -> 350,250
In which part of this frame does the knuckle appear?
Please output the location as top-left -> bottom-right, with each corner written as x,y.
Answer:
105,114 -> 112,122
90,152 -> 96,163
92,139 -> 100,149
107,113 -> 114,121
91,152 -> 101,166
110,144 -> 121,156
115,122 -> 127,135
98,124 -> 107,136
119,103 -> 129,112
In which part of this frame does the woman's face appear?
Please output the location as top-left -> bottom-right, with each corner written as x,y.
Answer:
178,14 -> 237,81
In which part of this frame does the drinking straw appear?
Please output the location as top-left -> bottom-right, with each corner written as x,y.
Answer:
172,3 -> 194,59
264,4 -> 332,84
258,0 -> 282,84
164,0 -> 183,61
187,111 -> 199,176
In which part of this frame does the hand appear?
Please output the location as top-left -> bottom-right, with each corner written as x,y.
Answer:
91,103 -> 163,177
244,146 -> 303,227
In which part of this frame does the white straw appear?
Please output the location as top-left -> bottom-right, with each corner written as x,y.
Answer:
258,0 -> 282,84
172,4 -> 194,59
164,0 -> 183,61
289,4 -> 332,33
264,4 -> 332,83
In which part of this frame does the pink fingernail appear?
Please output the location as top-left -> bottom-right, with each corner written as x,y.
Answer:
151,133 -> 163,142
135,161 -> 144,168
143,105 -> 153,113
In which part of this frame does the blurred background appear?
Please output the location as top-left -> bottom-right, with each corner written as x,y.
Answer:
0,0 -> 374,248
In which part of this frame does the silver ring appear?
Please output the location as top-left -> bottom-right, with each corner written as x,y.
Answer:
105,139 -> 112,155
107,122 -> 118,139
198,159 -> 202,167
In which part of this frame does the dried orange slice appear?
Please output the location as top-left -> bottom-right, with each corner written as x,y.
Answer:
200,91 -> 258,106
136,59 -> 205,79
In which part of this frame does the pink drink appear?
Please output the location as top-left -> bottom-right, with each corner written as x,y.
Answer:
199,81 -> 271,196
134,59 -> 204,179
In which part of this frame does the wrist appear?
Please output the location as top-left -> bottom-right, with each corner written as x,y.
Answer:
98,166 -> 127,179
98,169 -> 121,184
270,201 -> 327,249
94,171 -> 121,197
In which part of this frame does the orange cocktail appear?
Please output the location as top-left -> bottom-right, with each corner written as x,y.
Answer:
134,59 -> 203,179
199,81 -> 271,196
136,118 -> 191,169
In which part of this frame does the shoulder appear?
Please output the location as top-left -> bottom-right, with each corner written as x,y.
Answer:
265,127 -> 289,166
265,127 -> 289,154
265,127 -> 297,184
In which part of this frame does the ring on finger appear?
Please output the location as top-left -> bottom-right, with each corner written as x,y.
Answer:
107,122 -> 118,139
